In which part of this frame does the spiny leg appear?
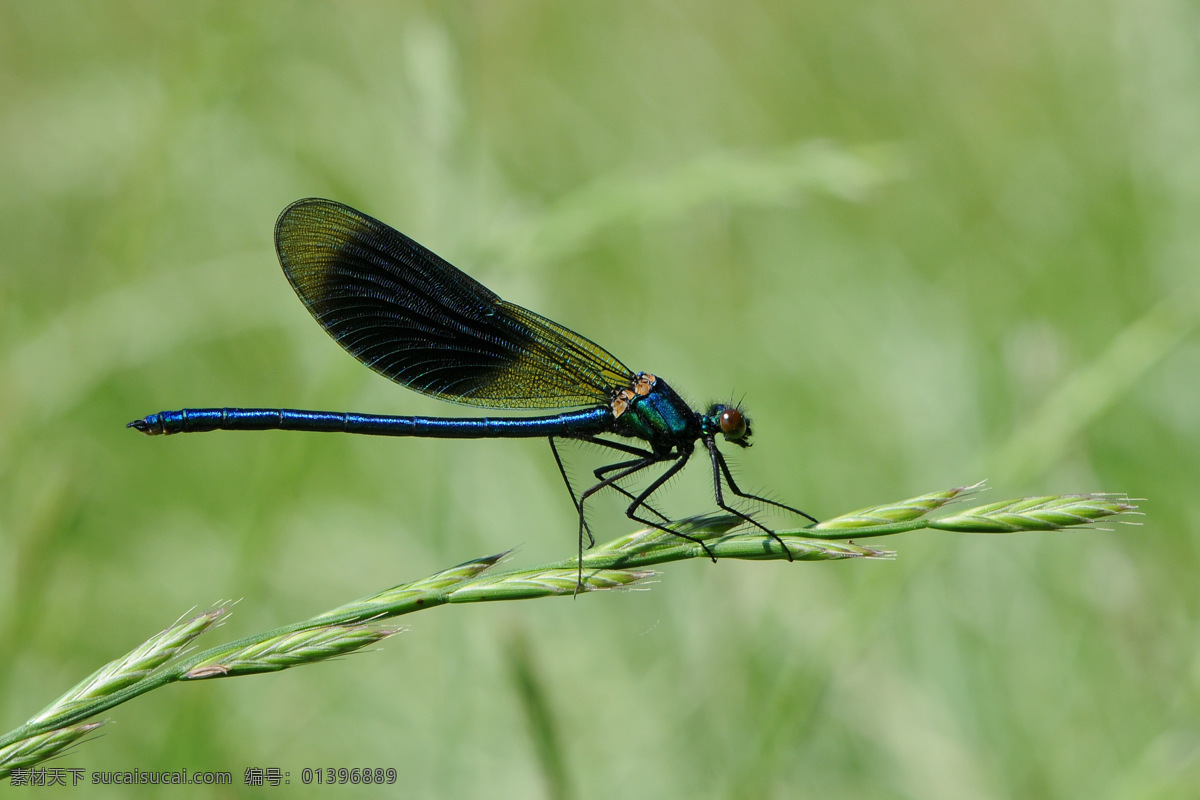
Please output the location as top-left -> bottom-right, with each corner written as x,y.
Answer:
571,453 -> 661,588
548,437 -> 582,517
576,434 -> 657,459
577,455 -> 661,511
554,437 -> 682,592
571,434 -> 675,522
549,438 -> 665,552
619,450 -> 718,561
591,458 -> 671,524
580,455 -> 656,551
703,437 -> 795,560
579,451 -> 724,556
549,437 -> 604,592
708,438 -> 818,524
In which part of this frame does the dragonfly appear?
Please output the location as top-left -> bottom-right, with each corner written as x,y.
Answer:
129,198 -> 817,579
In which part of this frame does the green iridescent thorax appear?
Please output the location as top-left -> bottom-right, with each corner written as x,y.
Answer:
610,374 -> 700,452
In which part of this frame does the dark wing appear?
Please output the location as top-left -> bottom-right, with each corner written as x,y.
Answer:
274,198 -> 634,409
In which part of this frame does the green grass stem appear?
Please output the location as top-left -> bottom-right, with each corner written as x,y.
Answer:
0,485 -> 1136,778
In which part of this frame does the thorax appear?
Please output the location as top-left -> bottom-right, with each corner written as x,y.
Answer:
610,373 -> 699,453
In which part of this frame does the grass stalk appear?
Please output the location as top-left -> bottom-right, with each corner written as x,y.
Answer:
0,485 -> 1136,778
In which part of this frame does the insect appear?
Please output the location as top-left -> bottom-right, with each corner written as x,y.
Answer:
129,198 -> 816,578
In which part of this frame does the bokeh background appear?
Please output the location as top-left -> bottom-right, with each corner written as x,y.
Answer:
3,2 -> 1198,797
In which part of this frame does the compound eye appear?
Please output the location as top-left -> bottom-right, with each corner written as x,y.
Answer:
719,408 -> 748,439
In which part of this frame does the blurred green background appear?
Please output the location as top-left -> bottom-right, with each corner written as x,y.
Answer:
2,1 -> 1198,797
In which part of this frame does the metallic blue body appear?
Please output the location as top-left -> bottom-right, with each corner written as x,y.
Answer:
138,405 -> 616,439
136,376 -> 705,457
